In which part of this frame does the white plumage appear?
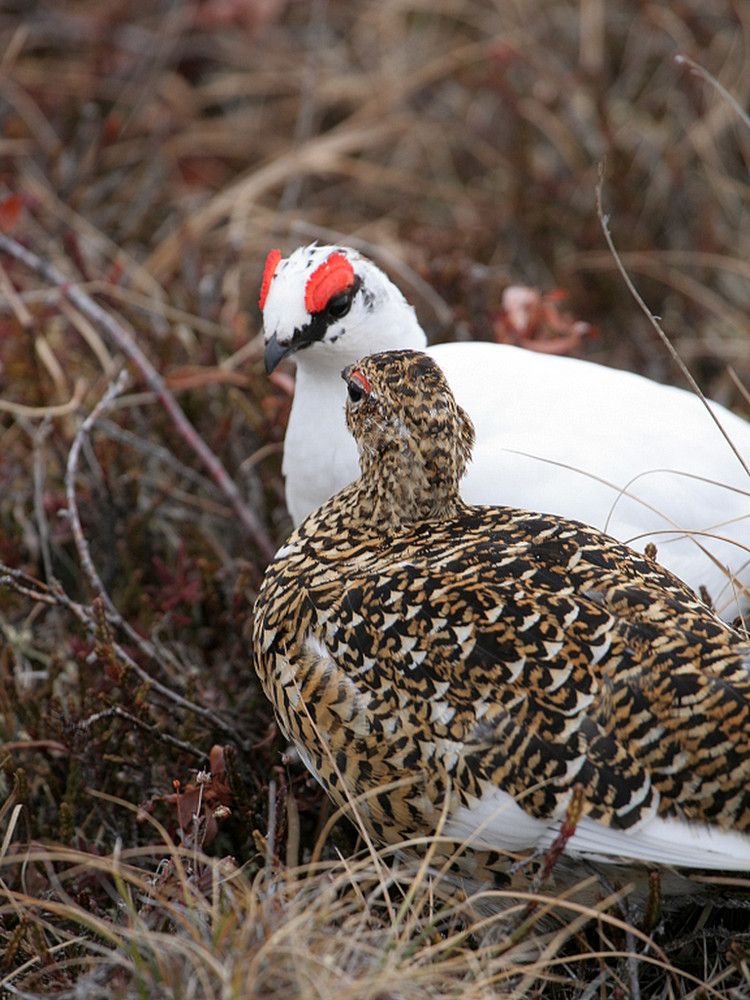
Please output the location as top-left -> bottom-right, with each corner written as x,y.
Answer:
445,789 -> 750,871
261,243 -> 750,622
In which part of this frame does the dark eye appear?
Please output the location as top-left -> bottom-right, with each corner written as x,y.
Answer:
327,291 -> 353,320
346,371 -> 370,403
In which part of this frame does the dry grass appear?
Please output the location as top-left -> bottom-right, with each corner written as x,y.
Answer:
0,0 -> 750,996
3,803 -> 749,1000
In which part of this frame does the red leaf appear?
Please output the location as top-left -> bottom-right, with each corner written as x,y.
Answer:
0,194 -> 23,234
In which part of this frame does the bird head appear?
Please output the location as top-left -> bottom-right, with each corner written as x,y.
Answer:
260,245 -> 426,374
341,350 -> 475,515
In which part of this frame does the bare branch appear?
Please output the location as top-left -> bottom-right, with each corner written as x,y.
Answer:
78,705 -> 205,758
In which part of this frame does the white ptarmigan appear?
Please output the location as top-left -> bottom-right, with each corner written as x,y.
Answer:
260,244 -> 750,623
253,349 -> 750,877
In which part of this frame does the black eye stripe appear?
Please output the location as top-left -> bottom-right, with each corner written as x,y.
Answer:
287,276 -> 363,355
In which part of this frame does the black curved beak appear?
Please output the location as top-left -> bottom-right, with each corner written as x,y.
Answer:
264,333 -> 298,374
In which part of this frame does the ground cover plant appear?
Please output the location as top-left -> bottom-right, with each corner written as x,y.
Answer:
0,1 -> 749,996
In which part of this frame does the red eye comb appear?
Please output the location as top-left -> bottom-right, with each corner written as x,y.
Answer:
259,248 -> 282,310
305,252 -> 355,314
350,369 -> 371,394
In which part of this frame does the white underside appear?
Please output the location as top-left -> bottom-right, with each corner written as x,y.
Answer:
443,786 -> 750,871
288,724 -> 750,871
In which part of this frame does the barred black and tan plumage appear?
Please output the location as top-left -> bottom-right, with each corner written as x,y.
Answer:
252,349 -> 750,874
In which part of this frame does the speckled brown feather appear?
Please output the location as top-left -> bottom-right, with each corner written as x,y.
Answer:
253,350 -> 750,867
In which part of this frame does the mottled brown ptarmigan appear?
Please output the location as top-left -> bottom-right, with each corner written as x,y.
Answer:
252,349 -> 750,884
259,244 -> 750,623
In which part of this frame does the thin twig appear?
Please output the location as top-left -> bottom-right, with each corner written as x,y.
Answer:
32,415 -> 55,585
0,562 -> 56,604
675,54 -> 750,134
626,928 -> 643,1000
0,232 -> 276,560
0,380 -> 87,418
728,366 -> 750,410
265,779 -> 277,872
78,705 -> 204,758
595,165 -> 750,478
0,257 -> 33,328
64,370 -> 131,621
